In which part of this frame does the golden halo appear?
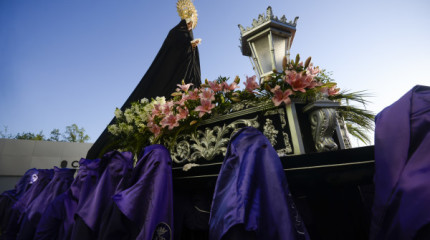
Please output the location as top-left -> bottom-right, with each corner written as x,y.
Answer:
176,0 -> 198,29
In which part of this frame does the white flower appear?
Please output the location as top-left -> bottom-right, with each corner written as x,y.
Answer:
114,108 -> 122,119
138,123 -> 146,130
124,109 -> 133,123
108,124 -> 120,136
154,96 -> 166,105
140,98 -> 149,104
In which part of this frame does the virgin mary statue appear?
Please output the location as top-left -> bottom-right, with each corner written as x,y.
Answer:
86,0 -> 201,159
124,0 -> 201,104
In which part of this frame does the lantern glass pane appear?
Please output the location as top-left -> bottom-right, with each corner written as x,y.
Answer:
273,34 -> 286,72
253,35 -> 272,75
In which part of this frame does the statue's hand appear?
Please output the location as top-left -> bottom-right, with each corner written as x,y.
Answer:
191,38 -> 202,49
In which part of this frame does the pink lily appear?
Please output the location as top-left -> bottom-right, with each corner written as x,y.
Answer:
208,81 -> 223,92
243,75 -> 259,93
271,88 -> 293,106
320,86 -> 340,96
152,103 -> 164,116
148,121 -> 162,138
160,114 -> 180,130
176,82 -> 193,92
162,101 -> 174,115
186,88 -> 200,101
176,106 -> 189,121
194,99 -> 215,118
285,70 -> 309,93
199,89 -> 215,101
174,93 -> 187,106
222,82 -> 239,92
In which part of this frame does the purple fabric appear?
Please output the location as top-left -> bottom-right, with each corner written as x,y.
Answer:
12,169 -> 53,215
112,144 -> 173,240
0,168 -> 38,232
1,168 -> 38,202
209,127 -> 310,240
34,158 -> 96,240
1,169 -> 53,240
75,151 -> 133,234
370,85 -> 430,240
26,167 -> 76,223
17,167 -> 75,240
75,157 -> 104,207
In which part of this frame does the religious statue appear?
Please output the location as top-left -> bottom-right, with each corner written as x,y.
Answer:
124,0 -> 202,105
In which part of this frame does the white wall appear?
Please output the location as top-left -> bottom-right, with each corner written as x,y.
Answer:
0,139 -> 92,193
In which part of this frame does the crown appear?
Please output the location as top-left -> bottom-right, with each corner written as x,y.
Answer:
177,0 -> 198,29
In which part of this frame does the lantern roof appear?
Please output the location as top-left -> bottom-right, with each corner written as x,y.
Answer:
238,6 -> 299,57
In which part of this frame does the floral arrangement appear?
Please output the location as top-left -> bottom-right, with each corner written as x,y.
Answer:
108,54 -> 374,155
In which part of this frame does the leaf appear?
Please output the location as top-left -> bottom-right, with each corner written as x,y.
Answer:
304,56 -> 312,68
171,92 -> 182,97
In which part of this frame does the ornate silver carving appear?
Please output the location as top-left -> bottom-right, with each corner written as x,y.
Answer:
263,119 -> 278,146
170,117 -> 260,164
228,100 -> 269,113
263,108 -> 293,156
308,108 -> 338,152
238,6 -> 298,35
336,113 -> 352,149
278,132 -> 293,156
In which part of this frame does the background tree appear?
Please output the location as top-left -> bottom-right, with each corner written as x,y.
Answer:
48,128 -> 61,141
63,124 -> 90,143
0,124 -> 90,143
0,125 -> 13,139
15,131 -> 45,140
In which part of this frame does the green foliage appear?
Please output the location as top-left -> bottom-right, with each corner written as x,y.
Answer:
0,125 -> 13,139
15,131 -> 45,140
334,90 -> 375,144
0,124 -> 90,143
63,124 -> 90,143
48,128 -> 61,141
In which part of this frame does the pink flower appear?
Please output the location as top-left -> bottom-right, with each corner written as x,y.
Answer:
160,114 -> 179,130
152,103 -> 164,116
285,70 -> 309,93
148,121 -> 162,138
194,99 -> 215,118
307,79 -> 320,89
176,106 -> 189,121
208,81 -> 223,92
243,75 -> 259,93
307,64 -> 320,77
162,101 -> 174,115
222,82 -> 239,92
199,89 -> 215,101
186,89 -> 200,101
320,86 -> 340,96
175,93 -> 187,106
176,83 -> 193,92
271,88 -> 293,106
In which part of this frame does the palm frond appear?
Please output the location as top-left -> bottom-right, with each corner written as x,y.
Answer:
345,123 -> 372,144
335,91 -> 375,145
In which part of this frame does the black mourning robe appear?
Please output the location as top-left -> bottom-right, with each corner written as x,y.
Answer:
125,19 -> 201,104
86,19 -> 201,159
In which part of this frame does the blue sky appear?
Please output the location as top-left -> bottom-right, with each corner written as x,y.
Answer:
1,0 -> 429,144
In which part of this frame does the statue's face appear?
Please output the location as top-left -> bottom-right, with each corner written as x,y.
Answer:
187,21 -> 193,31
